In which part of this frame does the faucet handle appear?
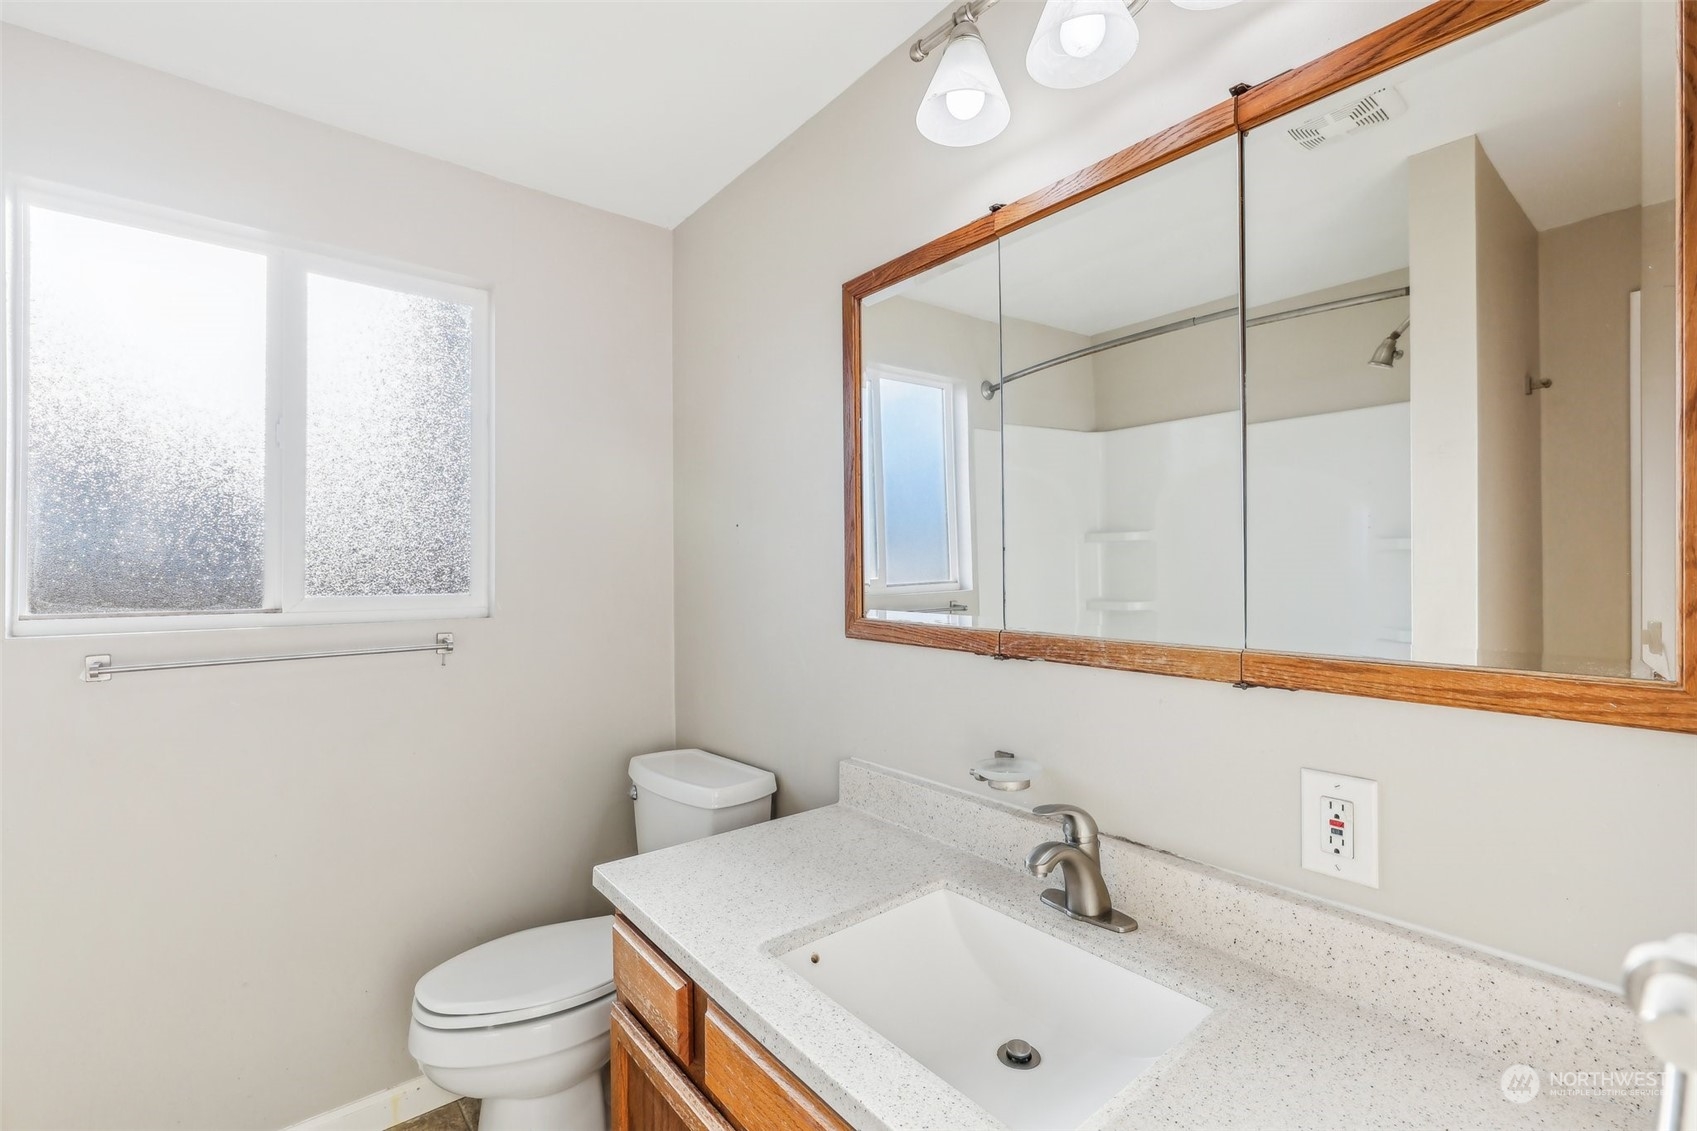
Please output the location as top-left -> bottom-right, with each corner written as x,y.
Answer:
1033,803 -> 1099,853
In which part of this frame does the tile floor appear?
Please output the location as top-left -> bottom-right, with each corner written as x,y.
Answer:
393,1098 -> 479,1131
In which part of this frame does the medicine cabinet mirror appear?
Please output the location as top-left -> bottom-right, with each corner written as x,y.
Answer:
844,0 -> 1696,732
997,137 -> 1243,654
1243,0 -> 1680,683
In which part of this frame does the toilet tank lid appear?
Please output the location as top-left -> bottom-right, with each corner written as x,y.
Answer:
414,917 -> 613,1017
629,749 -> 777,809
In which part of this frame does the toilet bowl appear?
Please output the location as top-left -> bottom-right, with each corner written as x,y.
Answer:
409,917 -> 615,1131
409,749 -> 777,1131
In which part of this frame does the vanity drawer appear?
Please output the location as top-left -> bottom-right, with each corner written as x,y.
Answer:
702,1002 -> 851,1131
610,1002 -> 734,1131
613,914 -> 694,1063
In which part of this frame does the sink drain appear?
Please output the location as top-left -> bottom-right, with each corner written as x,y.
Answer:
996,1039 -> 1041,1070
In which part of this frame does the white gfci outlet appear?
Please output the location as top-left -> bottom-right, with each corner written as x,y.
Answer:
1322,796 -> 1354,858
1301,769 -> 1379,887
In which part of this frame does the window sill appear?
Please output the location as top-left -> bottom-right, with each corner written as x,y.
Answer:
10,602 -> 489,640
864,583 -> 968,597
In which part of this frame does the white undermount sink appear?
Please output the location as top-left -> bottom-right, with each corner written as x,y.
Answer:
779,889 -> 1210,1130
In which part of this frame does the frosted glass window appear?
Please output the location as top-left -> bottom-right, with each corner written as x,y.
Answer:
305,275 -> 474,596
24,207 -> 268,614
12,191 -> 489,636
878,376 -> 954,586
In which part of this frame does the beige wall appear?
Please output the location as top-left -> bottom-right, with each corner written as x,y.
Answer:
862,295 -> 1095,431
906,267 -> 1414,438
1001,313 -> 1096,431
863,295 -> 1000,431
1539,206 -> 1641,672
672,1 -> 1697,990
1244,271 -> 1412,426
1,30 -> 675,1131
1090,300 -> 1237,429
1474,144 -> 1544,669
1089,271 -> 1412,431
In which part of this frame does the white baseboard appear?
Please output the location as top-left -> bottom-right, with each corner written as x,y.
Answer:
282,1076 -> 461,1131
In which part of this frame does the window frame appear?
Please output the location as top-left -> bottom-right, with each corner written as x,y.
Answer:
861,365 -> 972,597
5,180 -> 493,638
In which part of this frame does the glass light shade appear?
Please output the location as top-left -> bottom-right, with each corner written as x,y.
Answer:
1171,0 -> 1241,9
1025,0 -> 1139,89
916,24 -> 1011,146
1060,13 -> 1106,57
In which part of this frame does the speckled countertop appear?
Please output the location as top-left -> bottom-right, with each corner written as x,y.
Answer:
593,761 -> 1651,1131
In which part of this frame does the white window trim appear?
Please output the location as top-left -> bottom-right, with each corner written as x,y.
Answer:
5,180 -> 494,638
862,364 -> 973,597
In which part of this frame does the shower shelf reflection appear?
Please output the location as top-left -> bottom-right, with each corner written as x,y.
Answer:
1086,598 -> 1157,613
1084,530 -> 1156,543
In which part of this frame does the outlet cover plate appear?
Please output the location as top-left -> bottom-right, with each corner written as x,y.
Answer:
1301,768 -> 1379,888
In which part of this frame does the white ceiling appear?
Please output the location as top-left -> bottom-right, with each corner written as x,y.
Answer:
998,138 -> 1239,336
892,0 -> 1672,337
0,0 -> 951,229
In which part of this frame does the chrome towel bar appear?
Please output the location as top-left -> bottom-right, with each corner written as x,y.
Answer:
82,632 -> 454,682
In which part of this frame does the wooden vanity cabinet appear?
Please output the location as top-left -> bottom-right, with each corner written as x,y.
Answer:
609,913 -> 852,1131
610,1003 -> 732,1131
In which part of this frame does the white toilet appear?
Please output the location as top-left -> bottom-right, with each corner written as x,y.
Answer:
408,749 -> 777,1131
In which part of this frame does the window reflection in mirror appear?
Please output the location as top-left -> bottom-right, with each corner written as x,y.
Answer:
996,137 -> 1243,648
1243,0 -> 1679,680
860,243 -> 1002,628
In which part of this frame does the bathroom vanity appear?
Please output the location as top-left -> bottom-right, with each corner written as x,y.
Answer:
607,915 -> 847,1131
594,761 -> 1653,1131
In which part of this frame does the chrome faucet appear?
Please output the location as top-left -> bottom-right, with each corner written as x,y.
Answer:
1034,803 -> 1099,861
1025,804 -> 1137,933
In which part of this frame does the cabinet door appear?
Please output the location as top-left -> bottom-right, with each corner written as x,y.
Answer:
702,1003 -> 852,1131
610,1003 -> 733,1131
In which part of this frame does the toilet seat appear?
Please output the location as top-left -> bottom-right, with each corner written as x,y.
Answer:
412,916 -> 614,1031
411,991 -> 612,1030
409,990 -> 615,1071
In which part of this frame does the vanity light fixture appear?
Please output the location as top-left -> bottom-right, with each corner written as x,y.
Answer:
912,0 -> 1239,146
914,7 -> 1012,146
1025,0 -> 1147,90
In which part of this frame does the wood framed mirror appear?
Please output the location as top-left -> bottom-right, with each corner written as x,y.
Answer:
844,0 -> 1697,733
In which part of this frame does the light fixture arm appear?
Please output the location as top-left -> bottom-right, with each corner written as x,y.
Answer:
911,0 -> 998,62
911,0 -> 1149,63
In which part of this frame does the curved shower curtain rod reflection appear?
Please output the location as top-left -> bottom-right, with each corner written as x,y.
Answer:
980,285 -> 1410,401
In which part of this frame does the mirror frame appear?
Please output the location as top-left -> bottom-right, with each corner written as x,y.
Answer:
844,0 -> 1696,733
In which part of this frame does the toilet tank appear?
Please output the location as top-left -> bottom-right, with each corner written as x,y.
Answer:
629,749 -> 777,854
